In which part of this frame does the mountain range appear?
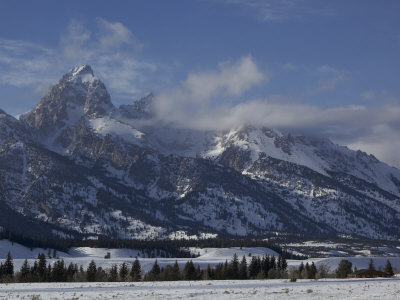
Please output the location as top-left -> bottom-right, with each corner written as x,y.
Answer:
1,65 -> 400,240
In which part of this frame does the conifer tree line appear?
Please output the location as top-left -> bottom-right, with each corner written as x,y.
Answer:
334,258 -> 395,278
143,253 -> 290,281
3,252 -> 394,283
0,252 -> 290,283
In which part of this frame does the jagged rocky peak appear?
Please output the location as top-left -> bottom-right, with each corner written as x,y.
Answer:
20,65 -> 115,135
55,64 -> 114,117
133,93 -> 153,113
67,65 -> 95,82
119,93 -> 154,118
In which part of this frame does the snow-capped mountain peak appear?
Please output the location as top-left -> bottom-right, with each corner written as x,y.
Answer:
70,64 -> 94,78
19,65 -> 115,152
2,65 -> 400,241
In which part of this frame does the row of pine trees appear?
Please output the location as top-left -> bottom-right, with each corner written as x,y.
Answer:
0,252 -> 289,283
334,258 -> 395,278
0,251 -> 395,283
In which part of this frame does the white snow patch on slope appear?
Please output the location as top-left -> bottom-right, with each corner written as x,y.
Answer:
88,117 -> 144,145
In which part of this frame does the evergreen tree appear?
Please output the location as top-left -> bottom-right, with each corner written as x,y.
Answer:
171,260 -> 180,281
223,259 -> 230,279
203,264 -> 213,280
87,260 -> 97,282
159,265 -> 172,281
281,256 -> 288,271
196,265 -> 202,280
183,260 -> 197,280
0,262 -> 3,279
304,262 -> 310,279
298,262 -> 304,278
130,258 -> 142,282
66,263 -> 77,282
108,265 -> 118,282
45,264 -> 52,282
214,263 -> 224,280
270,256 -> 276,270
277,255 -> 282,270
230,253 -> 239,279
4,251 -> 14,277
52,259 -> 66,282
146,259 -> 160,281
19,259 -> 30,282
335,260 -> 352,278
37,253 -> 47,281
248,256 -> 260,279
309,262 -> 317,279
96,267 -> 108,282
31,261 -> 38,281
368,258 -> 375,271
261,256 -> 270,278
384,260 -> 394,276
239,256 -> 248,279
119,262 -> 128,281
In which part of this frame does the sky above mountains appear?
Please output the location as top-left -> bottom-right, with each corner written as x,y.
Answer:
0,0 -> 399,167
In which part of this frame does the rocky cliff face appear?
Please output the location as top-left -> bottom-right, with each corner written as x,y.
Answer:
1,65 -> 400,240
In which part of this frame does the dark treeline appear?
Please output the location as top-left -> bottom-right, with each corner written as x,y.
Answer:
334,258 -> 395,278
1,252 -> 395,283
0,251 -> 291,283
143,253 -> 290,281
0,229 -> 306,260
0,230 -> 71,253
76,238 -> 304,259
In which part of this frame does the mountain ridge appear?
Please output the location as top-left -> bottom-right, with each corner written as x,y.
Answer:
1,65 -> 400,241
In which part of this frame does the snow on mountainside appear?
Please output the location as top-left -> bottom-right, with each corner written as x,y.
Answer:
1,65 -> 400,240
199,126 -> 400,198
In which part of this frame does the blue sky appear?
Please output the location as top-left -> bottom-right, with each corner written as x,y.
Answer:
1,0 -> 400,166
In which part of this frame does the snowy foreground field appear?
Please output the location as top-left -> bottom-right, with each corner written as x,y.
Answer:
1,278 -> 400,299
2,240 -> 400,299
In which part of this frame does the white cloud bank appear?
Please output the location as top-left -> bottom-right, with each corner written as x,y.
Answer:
152,57 -> 400,168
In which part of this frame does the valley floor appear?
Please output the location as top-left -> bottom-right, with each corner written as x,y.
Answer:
1,278 -> 400,299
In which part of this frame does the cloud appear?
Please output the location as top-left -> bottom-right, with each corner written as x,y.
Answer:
97,19 -> 142,50
183,56 -> 266,100
0,39 -> 60,87
151,57 -> 400,168
60,19 -> 92,61
219,0 -> 330,22
153,56 -> 267,120
347,126 -> 400,169
0,19 -> 157,100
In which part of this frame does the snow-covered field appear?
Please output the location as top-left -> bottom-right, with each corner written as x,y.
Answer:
1,278 -> 400,299
2,240 -> 400,299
